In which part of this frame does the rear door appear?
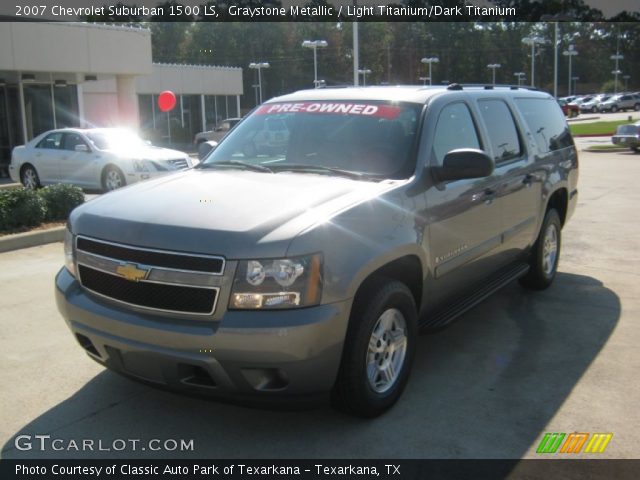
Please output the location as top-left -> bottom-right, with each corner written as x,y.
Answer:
476,98 -> 541,260
32,132 -> 64,183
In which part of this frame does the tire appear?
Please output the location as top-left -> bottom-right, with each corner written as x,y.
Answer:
611,105 -> 618,113
634,104 -> 640,111
332,277 -> 417,418
520,209 -> 562,290
102,166 -> 126,192
631,146 -> 639,153
591,106 -> 597,113
20,164 -> 40,190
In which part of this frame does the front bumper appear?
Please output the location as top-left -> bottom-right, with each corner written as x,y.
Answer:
55,268 -> 350,400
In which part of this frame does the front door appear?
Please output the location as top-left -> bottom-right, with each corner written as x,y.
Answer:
59,132 -> 98,188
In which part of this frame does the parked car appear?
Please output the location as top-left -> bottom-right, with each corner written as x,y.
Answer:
569,95 -> 592,107
611,122 -> 640,152
9,128 -> 193,192
598,94 -> 640,113
193,118 -> 242,145
558,99 -> 580,118
579,94 -> 610,113
57,85 -> 578,417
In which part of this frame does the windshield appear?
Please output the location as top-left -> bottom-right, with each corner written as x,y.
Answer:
201,101 -> 421,180
87,130 -> 149,150
617,124 -> 639,134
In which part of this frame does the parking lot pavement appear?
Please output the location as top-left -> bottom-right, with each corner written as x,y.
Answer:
1,148 -> 639,460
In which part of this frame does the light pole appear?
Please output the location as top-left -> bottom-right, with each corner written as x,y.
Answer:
611,54 -> 624,94
522,36 -> 545,87
563,45 -> 578,96
623,75 -> 630,91
358,68 -> 372,86
487,63 -> 501,85
572,76 -> 579,95
248,62 -> 269,104
420,57 -> 439,86
514,72 -> 526,86
302,40 -> 328,88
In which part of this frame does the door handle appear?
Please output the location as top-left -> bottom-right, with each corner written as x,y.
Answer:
523,174 -> 534,186
484,188 -> 496,204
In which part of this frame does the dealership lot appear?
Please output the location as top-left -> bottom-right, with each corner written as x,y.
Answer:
1,148 -> 639,459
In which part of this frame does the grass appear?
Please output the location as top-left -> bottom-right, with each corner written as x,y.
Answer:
570,117 -> 639,136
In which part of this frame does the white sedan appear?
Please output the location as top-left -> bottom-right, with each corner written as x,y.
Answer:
9,128 -> 195,191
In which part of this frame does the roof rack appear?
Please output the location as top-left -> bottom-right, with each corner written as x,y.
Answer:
445,83 -> 541,92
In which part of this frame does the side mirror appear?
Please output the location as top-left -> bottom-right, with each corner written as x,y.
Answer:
74,144 -> 89,152
198,141 -> 218,160
431,148 -> 494,182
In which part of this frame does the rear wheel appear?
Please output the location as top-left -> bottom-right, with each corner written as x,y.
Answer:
20,164 -> 40,189
332,277 -> 417,418
102,166 -> 125,192
520,209 -> 562,290
634,103 -> 640,111
611,105 -> 618,113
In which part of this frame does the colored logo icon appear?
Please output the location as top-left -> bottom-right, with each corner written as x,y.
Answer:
536,432 -> 613,454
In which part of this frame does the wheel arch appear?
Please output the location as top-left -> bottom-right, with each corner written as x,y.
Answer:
545,187 -> 569,227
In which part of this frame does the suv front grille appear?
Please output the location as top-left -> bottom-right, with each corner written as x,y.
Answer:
78,265 -> 217,315
76,237 -> 223,273
75,236 -> 224,316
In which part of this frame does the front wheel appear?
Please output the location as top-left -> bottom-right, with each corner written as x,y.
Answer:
520,209 -> 562,290
102,166 -> 126,192
611,105 -> 618,113
332,278 -> 417,418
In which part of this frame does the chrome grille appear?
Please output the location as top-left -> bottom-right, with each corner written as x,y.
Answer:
167,158 -> 189,169
75,236 -> 224,316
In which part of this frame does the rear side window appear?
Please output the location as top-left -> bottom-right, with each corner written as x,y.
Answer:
432,102 -> 481,165
36,132 -> 63,149
477,99 -> 522,164
514,98 -> 573,153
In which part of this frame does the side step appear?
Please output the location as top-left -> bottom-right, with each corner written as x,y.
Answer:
420,261 -> 530,331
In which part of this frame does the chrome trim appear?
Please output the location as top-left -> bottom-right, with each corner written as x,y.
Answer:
77,265 -> 219,317
76,235 -> 225,275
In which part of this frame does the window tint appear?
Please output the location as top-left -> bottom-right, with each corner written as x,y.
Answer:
514,98 -> 573,153
433,102 -> 480,165
478,100 -> 522,164
36,132 -> 63,149
62,133 -> 88,151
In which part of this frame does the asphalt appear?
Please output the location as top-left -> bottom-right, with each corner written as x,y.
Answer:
0,148 -> 639,460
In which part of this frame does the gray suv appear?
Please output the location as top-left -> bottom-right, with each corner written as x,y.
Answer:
598,93 -> 640,113
56,85 -> 578,417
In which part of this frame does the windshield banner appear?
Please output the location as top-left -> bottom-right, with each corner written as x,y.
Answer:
255,102 -> 401,119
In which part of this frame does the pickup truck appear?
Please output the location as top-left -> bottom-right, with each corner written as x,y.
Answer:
56,85 -> 579,417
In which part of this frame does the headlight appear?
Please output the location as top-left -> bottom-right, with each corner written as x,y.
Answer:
229,254 -> 322,309
64,226 -> 76,278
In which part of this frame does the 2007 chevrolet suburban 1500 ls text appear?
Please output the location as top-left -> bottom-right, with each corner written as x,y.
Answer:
56,85 -> 578,417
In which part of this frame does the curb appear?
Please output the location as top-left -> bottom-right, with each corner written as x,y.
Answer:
0,182 -> 21,190
0,226 -> 65,253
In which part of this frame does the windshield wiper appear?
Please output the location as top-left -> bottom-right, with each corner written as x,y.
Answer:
197,160 -> 273,173
269,164 -> 377,180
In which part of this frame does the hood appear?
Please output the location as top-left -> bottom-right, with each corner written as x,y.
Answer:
71,169 -> 401,258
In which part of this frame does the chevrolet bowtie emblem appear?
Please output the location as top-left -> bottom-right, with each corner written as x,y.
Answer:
115,263 -> 149,282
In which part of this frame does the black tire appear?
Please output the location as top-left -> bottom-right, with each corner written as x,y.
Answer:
631,146 -> 639,153
591,106 -> 597,113
611,105 -> 618,113
332,277 -> 417,418
101,166 -> 126,192
520,209 -> 562,290
634,104 -> 640,112
20,164 -> 41,189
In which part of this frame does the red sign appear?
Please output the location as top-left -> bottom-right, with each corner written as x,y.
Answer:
255,102 -> 401,119
158,91 -> 176,112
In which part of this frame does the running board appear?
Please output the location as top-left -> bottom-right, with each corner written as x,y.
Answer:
420,262 -> 530,331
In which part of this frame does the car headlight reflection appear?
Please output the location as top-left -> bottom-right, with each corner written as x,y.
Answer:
64,226 -> 76,278
230,254 -> 322,309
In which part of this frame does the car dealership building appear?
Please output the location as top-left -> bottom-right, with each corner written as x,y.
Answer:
0,22 -> 244,166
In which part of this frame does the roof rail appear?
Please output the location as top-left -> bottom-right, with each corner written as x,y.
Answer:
445,83 -> 541,92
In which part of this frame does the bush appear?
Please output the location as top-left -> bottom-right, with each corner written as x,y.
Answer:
38,184 -> 85,221
0,188 -> 47,231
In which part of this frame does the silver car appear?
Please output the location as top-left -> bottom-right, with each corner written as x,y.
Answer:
10,128 -> 194,191
598,94 -> 640,113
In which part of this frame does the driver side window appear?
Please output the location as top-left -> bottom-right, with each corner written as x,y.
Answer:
432,103 -> 481,165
